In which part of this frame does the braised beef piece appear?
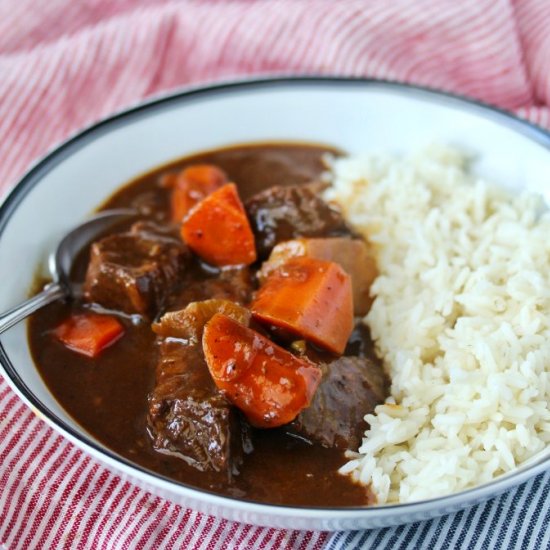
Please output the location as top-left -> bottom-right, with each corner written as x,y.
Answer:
84,222 -> 189,316
147,339 -> 251,476
167,266 -> 253,311
148,299 -> 253,475
245,185 -> 352,258
289,356 -> 388,450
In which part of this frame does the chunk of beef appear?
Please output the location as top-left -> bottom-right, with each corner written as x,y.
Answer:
152,299 -> 250,343
288,356 -> 388,450
245,185 -> 352,258
84,222 -> 189,316
259,237 -> 378,315
167,266 -> 253,311
147,339 -> 251,475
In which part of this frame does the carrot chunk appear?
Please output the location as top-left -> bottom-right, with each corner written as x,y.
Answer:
54,313 -> 124,358
251,257 -> 353,355
203,313 -> 322,428
181,183 -> 257,266
170,164 -> 227,223
259,237 -> 378,315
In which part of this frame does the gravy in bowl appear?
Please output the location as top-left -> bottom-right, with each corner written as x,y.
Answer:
28,143 -> 386,506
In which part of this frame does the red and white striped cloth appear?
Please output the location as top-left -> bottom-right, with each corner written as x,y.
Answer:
1,1 -> 549,548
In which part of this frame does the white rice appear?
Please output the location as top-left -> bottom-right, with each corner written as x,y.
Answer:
324,145 -> 550,504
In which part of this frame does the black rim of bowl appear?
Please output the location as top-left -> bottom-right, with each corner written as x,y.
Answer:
0,76 -> 549,513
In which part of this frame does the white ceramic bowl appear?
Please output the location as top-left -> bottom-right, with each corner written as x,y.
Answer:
0,78 -> 549,531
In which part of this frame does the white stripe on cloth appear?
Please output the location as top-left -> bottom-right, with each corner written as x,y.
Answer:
89,482 -> 136,548
28,452 -> 93,548
3,435 -> 66,545
0,1 -> 549,550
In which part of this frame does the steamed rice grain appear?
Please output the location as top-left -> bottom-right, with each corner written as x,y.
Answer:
324,145 -> 550,503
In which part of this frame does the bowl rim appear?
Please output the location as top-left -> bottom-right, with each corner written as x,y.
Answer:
0,76 -> 549,517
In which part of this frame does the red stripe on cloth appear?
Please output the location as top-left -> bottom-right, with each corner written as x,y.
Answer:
0,426 -> 58,543
204,518 -> 231,549
159,507 -> 192,548
120,493 -> 167,550
254,527 -> 279,549
0,397 -> 25,444
2,433 -> 65,545
210,516 -> 242,550
0,412 -> 39,484
131,499 -> 172,549
0,425 -> 53,511
14,445 -> 81,548
138,500 -> 180,549
62,465 -> 108,547
272,528 -> 292,549
147,504 -> 182,548
78,474 -> 122,548
88,481 -> 133,548
32,454 -> 92,548
514,0 -> 550,107
100,486 -> 143,549
47,462 -> 103,549
233,523 -> 254,549
178,510 -> 212,549
517,106 -> 550,129
0,384 -> 12,401
189,514 -> 219,549
241,523 -> 270,549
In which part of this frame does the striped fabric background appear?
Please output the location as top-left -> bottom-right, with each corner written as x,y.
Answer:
327,471 -> 550,550
0,1 -> 549,548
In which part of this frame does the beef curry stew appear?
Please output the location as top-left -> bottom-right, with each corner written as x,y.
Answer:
28,143 -> 388,507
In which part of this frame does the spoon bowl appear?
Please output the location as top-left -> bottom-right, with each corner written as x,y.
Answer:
0,209 -> 136,335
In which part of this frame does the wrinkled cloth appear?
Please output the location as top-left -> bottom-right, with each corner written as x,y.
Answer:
0,1 -> 549,549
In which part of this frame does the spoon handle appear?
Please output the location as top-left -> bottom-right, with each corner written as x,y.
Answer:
0,282 -> 66,335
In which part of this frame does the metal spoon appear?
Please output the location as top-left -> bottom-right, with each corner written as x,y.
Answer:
0,209 -> 137,335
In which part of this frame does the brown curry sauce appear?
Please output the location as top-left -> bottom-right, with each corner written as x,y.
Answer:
28,143 -> 375,507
